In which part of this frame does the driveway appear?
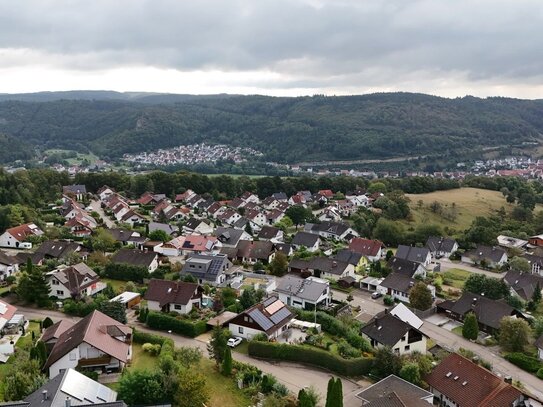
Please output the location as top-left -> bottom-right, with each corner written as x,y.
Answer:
332,288 -> 387,317
89,199 -> 115,228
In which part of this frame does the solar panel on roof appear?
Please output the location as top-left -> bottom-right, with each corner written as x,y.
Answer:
248,309 -> 273,331
262,297 -> 276,307
264,300 -> 283,315
207,259 -> 221,275
269,307 -> 291,324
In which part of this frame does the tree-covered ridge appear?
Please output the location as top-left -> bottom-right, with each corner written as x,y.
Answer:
0,93 -> 542,163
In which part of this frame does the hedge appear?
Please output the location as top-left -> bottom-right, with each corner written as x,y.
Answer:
103,263 -> 149,283
248,341 -> 372,376
146,312 -> 207,338
504,353 -> 542,373
133,329 -> 174,347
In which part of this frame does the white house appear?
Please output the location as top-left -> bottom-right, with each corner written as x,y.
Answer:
275,276 -> 330,309
145,279 -> 202,315
44,311 -> 132,378
0,251 -> 20,281
228,296 -> 293,340
291,232 -> 320,252
47,263 -> 106,300
0,223 -> 44,249
361,312 -> 428,355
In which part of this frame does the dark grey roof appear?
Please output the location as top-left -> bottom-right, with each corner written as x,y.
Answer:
273,243 -> 292,256
108,228 -> 138,243
379,273 -> 417,294
258,226 -> 281,240
463,245 -> 507,263
426,236 -> 457,253
36,241 -> 80,259
450,292 -> 518,330
181,254 -> 230,281
292,231 -> 319,247
307,257 -> 351,275
356,375 -> 433,406
216,227 -> 245,246
361,313 -> 417,346
149,222 -> 178,236
504,270 -> 543,301
334,249 -> 363,266
305,221 -> 351,237
387,257 -> 422,278
275,275 -> 328,302
63,185 -> 87,194
395,245 -> 430,264
535,335 -> 543,350
111,249 -> 157,268
232,217 -> 249,229
523,253 -> 543,268
272,192 -> 288,201
184,218 -> 209,230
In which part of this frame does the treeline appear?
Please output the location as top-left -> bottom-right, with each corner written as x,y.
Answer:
1,93 -> 543,163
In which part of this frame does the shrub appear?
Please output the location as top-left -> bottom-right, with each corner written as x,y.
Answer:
146,312 -> 207,337
537,368 -> 543,380
132,330 -> 174,347
383,295 -> 394,306
103,263 -> 148,283
142,343 -> 162,356
247,341 -> 372,376
504,353 -> 542,373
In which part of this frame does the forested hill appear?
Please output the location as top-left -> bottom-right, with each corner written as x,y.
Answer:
0,92 -> 542,164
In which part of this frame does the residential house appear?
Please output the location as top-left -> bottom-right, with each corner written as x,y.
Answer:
304,221 -> 358,241
35,241 -> 83,262
183,218 -> 214,235
395,245 -> 432,267
41,320 -> 75,351
291,232 -> 320,252
0,251 -> 20,281
216,227 -> 251,248
389,303 -> 424,329
8,368 -> 118,407
257,226 -> 283,242
240,191 -> 260,204
426,353 -> 526,407
261,197 -> 279,210
149,221 -> 179,237
318,207 -> 342,222
334,200 -> 356,217
437,292 -> 524,334
119,209 -> 146,227
274,243 -> 293,257
288,257 -> 355,281
387,257 -> 427,278
348,238 -> 383,263
528,234 -> 543,247
426,236 -> 459,259
317,189 -> 334,199
0,299 -> 17,335
168,235 -> 221,256
379,273 -> 435,303
109,229 -> 145,247
497,235 -> 528,250
175,189 -> 195,203
334,249 -> 365,272
275,275 -> 330,309
265,209 -> 284,225
145,279 -> 202,314
0,223 -> 44,248
137,192 -> 166,206
461,245 -> 508,268
236,240 -> 275,264
504,270 -> 543,301
181,253 -> 232,285
44,310 -> 132,378
361,312 -> 428,355
228,296 -> 293,340
206,201 -> 226,218
245,209 -> 267,227
47,263 -> 106,300
111,249 -> 158,273
110,292 -> 141,309
272,192 -> 288,201
64,216 -> 95,237
522,253 -> 543,276
355,374 -> 433,406
97,185 -> 115,201
62,184 -> 87,201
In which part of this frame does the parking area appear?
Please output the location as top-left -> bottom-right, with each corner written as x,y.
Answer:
425,314 -> 462,331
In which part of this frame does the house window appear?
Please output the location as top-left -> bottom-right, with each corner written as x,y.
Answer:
405,345 -> 410,351
244,316 -> 248,322
238,327 -> 244,334
174,305 -> 182,310
52,280 -> 59,285
69,352 -> 77,361
56,290 -> 64,295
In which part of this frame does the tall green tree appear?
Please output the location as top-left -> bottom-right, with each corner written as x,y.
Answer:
269,252 -> 288,277
399,362 -> 422,386
285,206 -> 312,228
207,325 -> 230,366
175,369 -> 210,407
408,282 -> 433,311
221,346 -> 233,376
96,298 -> 127,324
499,317 -> 531,352
462,312 -> 479,340
372,347 -> 402,378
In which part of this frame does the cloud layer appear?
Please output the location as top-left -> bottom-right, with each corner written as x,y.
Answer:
1,0 -> 542,97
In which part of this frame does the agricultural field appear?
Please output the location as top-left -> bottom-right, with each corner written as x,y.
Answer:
44,149 -> 100,166
406,187 -> 517,231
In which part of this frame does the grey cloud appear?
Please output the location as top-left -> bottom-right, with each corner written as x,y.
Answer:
0,0 -> 542,92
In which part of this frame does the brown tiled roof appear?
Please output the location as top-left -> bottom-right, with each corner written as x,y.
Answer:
144,279 -> 199,307
349,238 -> 382,257
425,353 -> 521,407
44,311 -> 131,369
5,223 -> 43,242
41,319 -> 74,343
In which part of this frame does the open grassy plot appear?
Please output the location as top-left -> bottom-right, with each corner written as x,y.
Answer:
442,268 -> 471,289
199,358 -> 252,407
406,187 -> 515,231
129,343 -> 158,371
44,149 -> 100,166
101,278 -> 129,293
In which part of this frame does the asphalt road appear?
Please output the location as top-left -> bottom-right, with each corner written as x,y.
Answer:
89,200 -> 115,228
438,258 -> 505,279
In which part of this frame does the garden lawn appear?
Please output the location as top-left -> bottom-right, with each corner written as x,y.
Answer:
452,326 -> 464,337
101,278 -> 129,293
442,268 -> 471,289
129,343 -> 158,371
199,359 -> 252,407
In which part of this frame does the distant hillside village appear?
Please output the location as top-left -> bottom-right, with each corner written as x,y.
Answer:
2,177 -> 543,407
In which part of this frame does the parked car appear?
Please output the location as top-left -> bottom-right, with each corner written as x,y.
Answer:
371,291 -> 383,299
227,337 -> 243,348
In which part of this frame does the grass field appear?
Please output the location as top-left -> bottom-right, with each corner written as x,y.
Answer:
442,268 -> 471,289
45,149 -> 100,166
406,187 -> 517,231
200,359 -> 252,407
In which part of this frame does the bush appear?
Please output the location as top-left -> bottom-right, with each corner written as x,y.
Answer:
247,341 -> 372,376
504,353 -> 542,373
142,343 -> 162,356
383,295 -> 394,306
146,312 -> 207,337
103,263 -> 148,283
63,299 -> 97,317
537,368 -> 543,380
132,330 -> 174,347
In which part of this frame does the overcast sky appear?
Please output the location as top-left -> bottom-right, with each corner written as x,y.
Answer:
1,0 -> 542,98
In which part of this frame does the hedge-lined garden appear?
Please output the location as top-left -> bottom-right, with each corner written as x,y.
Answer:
504,352 -> 543,378
146,311 -> 207,338
247,341 -> 372,376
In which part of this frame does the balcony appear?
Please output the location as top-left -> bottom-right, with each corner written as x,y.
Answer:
77,355 -> 111,367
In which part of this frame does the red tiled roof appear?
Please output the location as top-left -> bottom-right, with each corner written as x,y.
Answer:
5,223 -> 43,242
349,238 -> 383,257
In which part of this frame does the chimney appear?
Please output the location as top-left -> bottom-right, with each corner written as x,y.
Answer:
42,391 -> 48,401
504,376 -> 513,384
65,397 -> 71,407
384,308 -> 388,314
